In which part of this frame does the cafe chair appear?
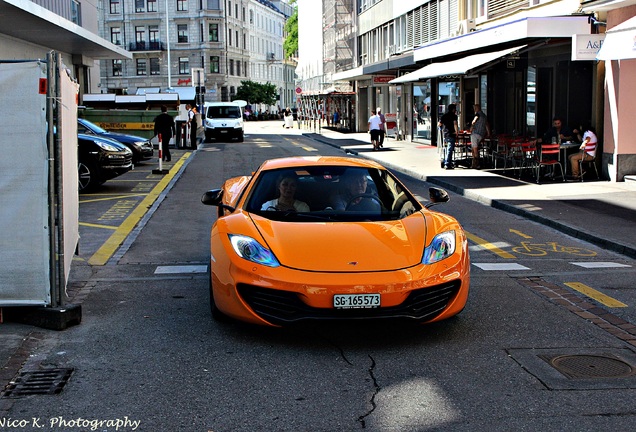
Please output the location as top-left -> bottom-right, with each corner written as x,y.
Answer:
578,154 -> 600,182
516,141 -> 538,179
536,143 -> 565,184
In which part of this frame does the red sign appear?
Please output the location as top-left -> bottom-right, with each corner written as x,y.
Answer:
39,78 -> 47,94
295,87 -> 302,94
373,75 -> 396,84
177,78 -> 192,85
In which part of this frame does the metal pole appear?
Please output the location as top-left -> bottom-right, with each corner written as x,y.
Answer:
165,0 -> 171,89
46,51 -> 57,308
54,52 -> 66,307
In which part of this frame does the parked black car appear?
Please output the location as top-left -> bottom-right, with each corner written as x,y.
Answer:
78,133 -> 133,192
78,118 -> 153,164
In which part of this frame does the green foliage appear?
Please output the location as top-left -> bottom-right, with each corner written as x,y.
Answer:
283,6 -> 298,59
234,80 -> 278,106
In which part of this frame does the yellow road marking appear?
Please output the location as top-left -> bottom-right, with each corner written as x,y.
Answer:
79,222 -> 117,230
88,153 -> 190,265
465,231 -> 516,259
564,282 -> 628,308
80,194 -> 147,204
509,229 -> 532,239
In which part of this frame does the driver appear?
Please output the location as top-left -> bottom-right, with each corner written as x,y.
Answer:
261,173 -> 310,212
329,171 -> 381,211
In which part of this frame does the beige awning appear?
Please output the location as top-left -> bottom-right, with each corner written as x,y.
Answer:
596,16 -> 636,61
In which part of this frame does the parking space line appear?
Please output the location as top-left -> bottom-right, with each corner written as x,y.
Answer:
88,153 -> 190,266
465,231 -> 516,259
79,222 -> 117,230
564,282 -> 628,308
80,194 -> 148,204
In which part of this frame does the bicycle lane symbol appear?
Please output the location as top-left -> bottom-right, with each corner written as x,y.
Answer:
508,228 -> 597,257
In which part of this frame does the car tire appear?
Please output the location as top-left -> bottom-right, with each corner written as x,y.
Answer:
78,160 -> 99,192
209,270 -> 230,322
237,132 -> 244,143
205,130 -> 213,143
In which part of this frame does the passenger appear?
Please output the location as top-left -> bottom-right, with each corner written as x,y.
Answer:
329,171 -> 381,211
261,173 -> 310,212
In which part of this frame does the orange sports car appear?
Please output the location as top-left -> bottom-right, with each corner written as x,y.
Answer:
201,156 -> 470,326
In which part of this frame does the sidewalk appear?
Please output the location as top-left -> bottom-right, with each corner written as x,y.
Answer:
305,127 -> 636,259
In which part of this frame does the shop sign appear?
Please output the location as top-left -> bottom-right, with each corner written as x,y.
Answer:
373,75 -> 396,84
572,34 -> 605,61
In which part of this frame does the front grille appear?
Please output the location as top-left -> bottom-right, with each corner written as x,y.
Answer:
237,281 -> 461,325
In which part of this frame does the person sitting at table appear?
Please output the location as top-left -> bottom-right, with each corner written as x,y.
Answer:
568,121 -> 597,180
541,116 -> 574,144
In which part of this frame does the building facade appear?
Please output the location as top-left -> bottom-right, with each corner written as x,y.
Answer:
99,0 -> 296,110
0,0 -> 130,96
296,0 -> 634,181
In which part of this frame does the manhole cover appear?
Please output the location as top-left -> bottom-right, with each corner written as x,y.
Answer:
546,355 -> 634,379
2,368 -> 74,398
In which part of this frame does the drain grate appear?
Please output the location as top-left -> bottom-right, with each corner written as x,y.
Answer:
544,354 -> 634,379
2,368 -> 74,398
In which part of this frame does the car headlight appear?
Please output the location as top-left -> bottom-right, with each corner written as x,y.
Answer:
422,231 -> 456,264
94,141 -> 121,152
229,234 -> 280,268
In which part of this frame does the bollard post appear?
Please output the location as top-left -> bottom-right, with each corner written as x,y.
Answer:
152,133 -> 169,174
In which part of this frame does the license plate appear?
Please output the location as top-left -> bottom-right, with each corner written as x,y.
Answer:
219,130 -> 228,133
333,294 -> 380,309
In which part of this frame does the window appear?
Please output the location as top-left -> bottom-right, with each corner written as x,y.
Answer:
207,0 -> 220,9
110,0 -> 120,14
237,61 -> 241,76
177,24 -> 188,43
110,27 -> 121,45
150,58 -> 160,75
249,10 -> 253,24
177,0 -> 187,11
149,25 -> 159,42
135,26 -> 146,43
135,0 -> 145,13
242,7 -> 246,21
112,59 -> 122,76
179,57 -> 190,74
148,0 -> 157,12
136,59 -> 147,75
71,0 -> 81,25
228,1 -> 231,16
235,4 -> 238,17
209,23 -> 219,41
229,59 -> 234,75
228,28 -> 232,45
210,56 -> 220,73
235,30 -> 239,47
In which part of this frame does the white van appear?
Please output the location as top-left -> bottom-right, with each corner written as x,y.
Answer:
203,100 -> 247,142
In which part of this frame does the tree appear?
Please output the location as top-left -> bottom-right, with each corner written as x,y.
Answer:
283,2 -> 298,59
234,80 -> 278,107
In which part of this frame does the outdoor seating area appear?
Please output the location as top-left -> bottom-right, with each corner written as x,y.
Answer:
443,133 -> 601,184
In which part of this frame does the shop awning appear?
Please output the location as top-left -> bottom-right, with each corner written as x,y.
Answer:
596,16 -> 636,60
389,46 -> 525,84
413,16 -> 591,62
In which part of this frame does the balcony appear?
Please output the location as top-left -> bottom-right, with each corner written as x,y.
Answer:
128,41 -> 165,52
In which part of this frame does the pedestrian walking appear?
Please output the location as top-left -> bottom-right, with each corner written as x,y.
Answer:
153,105 -> 176,162
368,109 -> 382,151
438,104 -> 459,169
377,107 -> 386,148
469,104 -> 490,169
188,105 -> 198,149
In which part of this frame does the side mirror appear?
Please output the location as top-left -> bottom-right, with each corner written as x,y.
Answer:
425,187 -> 450,208
201,189 -> 236,213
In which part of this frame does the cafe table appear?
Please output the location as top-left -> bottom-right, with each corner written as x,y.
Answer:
559,141 -> 581,175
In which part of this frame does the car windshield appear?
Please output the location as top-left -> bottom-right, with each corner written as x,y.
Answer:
79,119 -> 107,134
245,166 -> 422,222
207,106 -> 241,119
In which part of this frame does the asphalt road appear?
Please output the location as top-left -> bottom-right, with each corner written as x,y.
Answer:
2,122 -> 636,431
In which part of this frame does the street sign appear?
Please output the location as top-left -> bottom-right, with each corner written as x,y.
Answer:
295,87 -> 302,94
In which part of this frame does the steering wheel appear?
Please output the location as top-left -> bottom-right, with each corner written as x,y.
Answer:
345,194 -> 382,211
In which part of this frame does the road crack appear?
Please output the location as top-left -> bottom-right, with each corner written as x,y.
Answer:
357,354 -> 380,429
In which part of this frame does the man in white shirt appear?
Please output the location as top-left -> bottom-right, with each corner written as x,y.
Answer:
368,109 -> 382,151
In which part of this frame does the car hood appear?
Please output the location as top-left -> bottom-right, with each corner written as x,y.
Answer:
250,214 -> 426,272
102,131 -> 148,143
